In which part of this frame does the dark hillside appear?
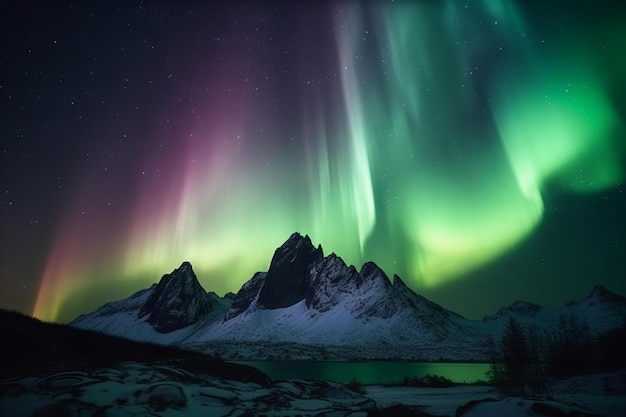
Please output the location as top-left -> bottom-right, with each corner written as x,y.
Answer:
0,309 -> 269,385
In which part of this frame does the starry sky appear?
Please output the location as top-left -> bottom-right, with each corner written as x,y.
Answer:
1,1 -> 625,324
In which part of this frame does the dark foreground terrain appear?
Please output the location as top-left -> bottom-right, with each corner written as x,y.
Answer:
1,309 -> 621,416
0,309 -> 267,384
0,309 -> 422,416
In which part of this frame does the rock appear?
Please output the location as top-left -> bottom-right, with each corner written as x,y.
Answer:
257,232 -> 324,309
141,383 -> 187,411
138,262 -> 214,333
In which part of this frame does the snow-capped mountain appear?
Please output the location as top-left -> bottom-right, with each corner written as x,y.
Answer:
183,234 -> 478,360
256,232 -> 323,310
137,261 -> 219,333
70,233 -> 626,361
483,300 -> 543,321
219,233 -> 469,344
70,262 -> 232,340
480,284 -> 626,336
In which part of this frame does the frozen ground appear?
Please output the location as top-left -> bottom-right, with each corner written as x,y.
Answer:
366,384 -> 496,416
548,371 -> 626,417
1,362 -> 624,416
0,361 -> 375,417
366,370 -> 626,417
457,397 -> 603,417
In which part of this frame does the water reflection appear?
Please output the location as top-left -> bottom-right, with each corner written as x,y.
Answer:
233,361 -> 489,384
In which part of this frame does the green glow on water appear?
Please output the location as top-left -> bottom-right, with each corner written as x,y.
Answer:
234,361 -> 490,385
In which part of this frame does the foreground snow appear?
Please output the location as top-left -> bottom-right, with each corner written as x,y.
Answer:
366,384 -> 496,416
549,371 -> 626,417
0,362 -> 375,417
366,371 -> 625,417
2,363 -> 623,417
457,397 -> 603,417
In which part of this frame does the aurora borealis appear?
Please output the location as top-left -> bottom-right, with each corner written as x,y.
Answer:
1,1 -> 625,323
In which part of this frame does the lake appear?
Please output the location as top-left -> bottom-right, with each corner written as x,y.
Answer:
233,361 -> 490,384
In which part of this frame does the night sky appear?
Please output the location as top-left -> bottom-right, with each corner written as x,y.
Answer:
1,1 -> 625,324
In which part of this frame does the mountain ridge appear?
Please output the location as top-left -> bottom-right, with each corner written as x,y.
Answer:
70,232 -> 626,361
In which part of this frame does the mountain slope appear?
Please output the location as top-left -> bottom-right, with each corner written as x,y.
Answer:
0,308 -> 267,383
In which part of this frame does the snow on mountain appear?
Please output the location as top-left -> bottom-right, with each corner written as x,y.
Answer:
70,233 -> 626,361
70,262 -> 232,343
137,261 -> 220,333
479,285 -> 626,337
224,271 -> 265,321
483,300 -> 543,321
180,233 -> 478,358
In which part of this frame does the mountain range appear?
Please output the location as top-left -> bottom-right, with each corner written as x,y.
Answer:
70,232 -> 626,361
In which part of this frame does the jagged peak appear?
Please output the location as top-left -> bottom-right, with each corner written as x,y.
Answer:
312,252 -> 347,269
392,274 -> 407,288
287,231 -> 305,240
167,261 -> 193,277
268,233 -> 323,272
136,261 -> 213,333
590,285 -> 613,298
357,261 -> 392,288
483,299 -> 542,321
583,285 -> 626,305
156,261 -> 205,291
284,231 -> 310,245
279,232 -> 324,258
359,261 -> 385,275
257,233 -> 324,309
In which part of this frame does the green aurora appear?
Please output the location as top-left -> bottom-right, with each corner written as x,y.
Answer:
0,1 -> 623,323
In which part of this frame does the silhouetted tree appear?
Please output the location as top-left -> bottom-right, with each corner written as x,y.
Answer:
500,317 -> 528,395
486,335 -> 505,390
526,324 -> 547,395
595,322 -> 626,372
546,314 -> 594,377
491,314 -> 626,397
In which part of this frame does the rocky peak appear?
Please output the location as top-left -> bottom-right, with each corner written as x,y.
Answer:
306,253 -> 358,311
257,232 -> 324,309
392,274 -> 404,286
392,274 -> 418,302
589,285 -> 620,300
138,262 -> 213,333
224,272 -> 267,320
307,257 -> 399,318
357,262 -> 392,289
581,285 -> 626,308
483,300 -> 542,321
